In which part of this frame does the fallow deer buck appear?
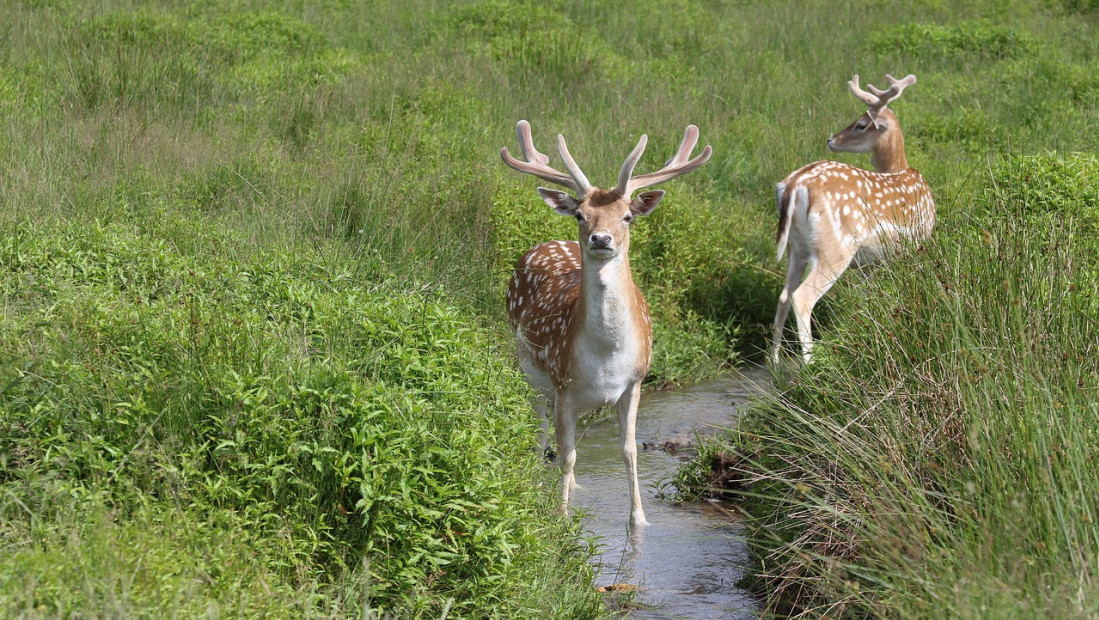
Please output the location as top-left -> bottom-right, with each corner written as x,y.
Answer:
501,120 -> 711,526
772,74 -> 936,364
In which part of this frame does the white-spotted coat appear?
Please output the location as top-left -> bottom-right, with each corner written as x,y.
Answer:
772,74 -> 936,363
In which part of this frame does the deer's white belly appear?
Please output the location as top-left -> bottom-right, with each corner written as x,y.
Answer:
515,330 -> 554,396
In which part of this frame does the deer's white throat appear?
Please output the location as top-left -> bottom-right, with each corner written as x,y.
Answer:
579,253 -> 638,345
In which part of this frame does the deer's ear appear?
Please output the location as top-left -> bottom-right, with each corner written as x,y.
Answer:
630,190 -> 664,217
538,188 -> 579,216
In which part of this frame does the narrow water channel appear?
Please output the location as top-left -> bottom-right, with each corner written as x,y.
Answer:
570,365 -> 772,619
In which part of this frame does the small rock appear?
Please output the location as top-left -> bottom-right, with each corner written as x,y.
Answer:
596,583 -> 640,593
661,437 -> 695,452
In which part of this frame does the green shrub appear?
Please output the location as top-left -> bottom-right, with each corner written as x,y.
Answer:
1056,0 -> 1099,14
0,220 -> 601,617
912,107 -> 997,151
0,498 -> 316,616
980,153 -> 1099,229
870,21 -> 1036,60
61,11 -> 213,113
0,68 -> 18,110
1056,61 -> 1099,106
56,8 -> 356,135
446,0 -> 626,85
649,314 -> 737,387
685,254 -> 787,359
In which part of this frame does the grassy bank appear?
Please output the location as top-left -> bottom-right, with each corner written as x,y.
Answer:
682,153 -> 1099,616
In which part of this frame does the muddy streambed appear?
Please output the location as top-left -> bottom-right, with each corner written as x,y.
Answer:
570,365 -> 772,618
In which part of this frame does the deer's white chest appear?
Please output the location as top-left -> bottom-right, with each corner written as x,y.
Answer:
568,311 -> 644,410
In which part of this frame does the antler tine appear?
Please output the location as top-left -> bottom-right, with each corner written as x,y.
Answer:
847,74 -> 881,108
500,120 -> 582,192
664,125 -> 700,167
614,134 -> 648,196
625,126 -> 712,195
516,119 -> 550,165
556,134 -> 593,195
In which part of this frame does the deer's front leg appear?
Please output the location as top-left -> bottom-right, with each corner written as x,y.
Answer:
553,391 -> 578,512
617,381 -> 648,526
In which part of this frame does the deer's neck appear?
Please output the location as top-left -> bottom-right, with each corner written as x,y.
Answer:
577,252 -> 642,347
870,129 -> 909,174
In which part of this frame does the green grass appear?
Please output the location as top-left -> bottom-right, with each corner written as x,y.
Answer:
0,0 -> 1097,616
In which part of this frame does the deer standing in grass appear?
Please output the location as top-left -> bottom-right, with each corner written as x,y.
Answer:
772,74 -> 936,363
501,120 -> 711,526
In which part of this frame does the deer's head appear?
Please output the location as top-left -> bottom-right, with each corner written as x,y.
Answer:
535,188 -> 661,260
827,74 -> 916,155
502,121 -> 711,261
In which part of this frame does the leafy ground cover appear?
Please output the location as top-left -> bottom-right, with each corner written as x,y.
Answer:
0,218 -> 601,616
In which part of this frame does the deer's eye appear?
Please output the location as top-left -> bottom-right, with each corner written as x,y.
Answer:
574,213 -> 584,222
623,214 -> 633,223
855,122 -> 869,131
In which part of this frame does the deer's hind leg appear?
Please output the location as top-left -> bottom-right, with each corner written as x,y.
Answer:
791,249 -> 852,363
773,250 -> 809,364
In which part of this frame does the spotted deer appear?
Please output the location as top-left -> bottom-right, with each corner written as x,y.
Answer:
772,74 -> 936,363
501,120 -> 711,525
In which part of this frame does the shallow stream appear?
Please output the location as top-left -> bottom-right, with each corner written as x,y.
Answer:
570,365 -> 772,619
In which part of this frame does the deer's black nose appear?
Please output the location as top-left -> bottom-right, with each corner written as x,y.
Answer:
589,233 -> 612,249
